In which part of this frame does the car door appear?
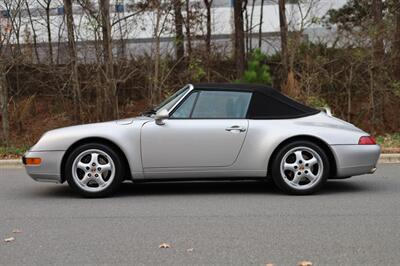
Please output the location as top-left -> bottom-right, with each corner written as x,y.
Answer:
140,90 -> 252,169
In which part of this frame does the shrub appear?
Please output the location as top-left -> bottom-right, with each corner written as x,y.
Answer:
240,49 -> 272,85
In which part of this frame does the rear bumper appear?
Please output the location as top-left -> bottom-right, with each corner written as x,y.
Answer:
23,150 -> 65,183
331,144 -> 381,178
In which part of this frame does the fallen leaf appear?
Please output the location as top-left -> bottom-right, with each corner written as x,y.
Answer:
159,243 -> 171,249
299,261 -> 312,266
12,229 -> 22,234
4,237 -> 15,243
265,263 -> 274,266
187,248 -> 194,252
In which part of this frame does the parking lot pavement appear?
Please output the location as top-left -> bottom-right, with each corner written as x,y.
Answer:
0,164 -> 399,265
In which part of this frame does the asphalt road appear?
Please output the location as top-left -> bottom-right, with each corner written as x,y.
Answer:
0,165 -> 399,266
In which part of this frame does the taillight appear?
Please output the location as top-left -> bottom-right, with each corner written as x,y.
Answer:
358,136 -> 376,145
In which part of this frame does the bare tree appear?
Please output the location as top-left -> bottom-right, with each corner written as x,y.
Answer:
0,1 -> 22,145
234,0 -> 245,77
259,0 -> 264,48
395,3 -> 400,80
173,0 -> 184,60
372,0 -> 384,60
3,0 -> 24,99
370,0 -> 384,125
55,10 -> 66,64
278,0 -> 289,88
37,0 -> 54,64
0,63 -> 10,146
24,0 -> 40,63
203,0 -> 213,55
99,0 -> 117,119
185,0 -> 192,58
152,0 -> 162,105
64,0 -> 82,122
3,0 -> 23,56
149,0 -> 173,105
249,0 -> 255,50
244,2 -> 250,53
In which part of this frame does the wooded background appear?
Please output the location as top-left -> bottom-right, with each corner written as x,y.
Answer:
1,0 -> 400,148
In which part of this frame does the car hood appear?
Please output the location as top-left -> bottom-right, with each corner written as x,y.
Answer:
30,116 -> 150,151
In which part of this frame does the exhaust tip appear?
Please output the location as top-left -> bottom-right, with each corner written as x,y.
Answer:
369,167 -> 377,174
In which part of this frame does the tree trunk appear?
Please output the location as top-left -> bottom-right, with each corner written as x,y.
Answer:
45,3 -> 53,64
116,11 -> 126,59
204,0 -> 213,81
152,2 -> 162,106
204,0 -> 213,55
185,0 -> 192,58
258,0 -> 264,48
173,0 -> 185,60
368,66 -> 376,128
394,3 -> 400,80
234,0 -> 245,77
99,0 -> 117,119
371,0 -> 384,128
372,0 -> 384,60
25,1 -> 40,63
346,65 -> 353,123
64,0 -> 82,122
96,71 -> 103,122
249,0 -> 255,50
396,4 -> 400,129
278,0 -> 289,89
0,67 -> 9,146
244,4 -> 249,54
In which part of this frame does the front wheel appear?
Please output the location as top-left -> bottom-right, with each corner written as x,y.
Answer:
65,143 -> 124,197
271,141 -> 329,195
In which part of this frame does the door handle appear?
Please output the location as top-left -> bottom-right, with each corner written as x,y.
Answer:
225,125 -> 246,132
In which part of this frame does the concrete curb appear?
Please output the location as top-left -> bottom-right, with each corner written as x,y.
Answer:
378,154 -> 400,164
0,154 -> 399,168
0,159 -> 23,168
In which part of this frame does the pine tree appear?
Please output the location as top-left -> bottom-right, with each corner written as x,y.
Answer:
241,49 -> 272,84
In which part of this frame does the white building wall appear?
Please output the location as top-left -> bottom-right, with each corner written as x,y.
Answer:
0,0 -> 346,62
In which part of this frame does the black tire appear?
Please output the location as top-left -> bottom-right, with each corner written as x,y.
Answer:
65,143 -> 124,198
271,140 -> 329,195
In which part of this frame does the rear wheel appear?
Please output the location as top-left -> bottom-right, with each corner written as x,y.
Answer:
271,141 -> 329,195
65,143 -> 124,197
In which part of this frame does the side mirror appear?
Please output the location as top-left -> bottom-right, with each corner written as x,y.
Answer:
319,107 -> 333,117
154,109 -> 169,125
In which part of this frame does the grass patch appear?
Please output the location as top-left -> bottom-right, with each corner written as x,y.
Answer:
376,133 -> 400,148
0,146 -> 29,159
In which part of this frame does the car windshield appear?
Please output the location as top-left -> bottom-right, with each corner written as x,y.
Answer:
154,85 -> 190,112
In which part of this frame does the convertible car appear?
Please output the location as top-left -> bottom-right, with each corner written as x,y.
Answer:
23,83 -> 380,197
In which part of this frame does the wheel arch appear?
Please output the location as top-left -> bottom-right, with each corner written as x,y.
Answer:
60,137 -> 132,183
267,135 -> 337,178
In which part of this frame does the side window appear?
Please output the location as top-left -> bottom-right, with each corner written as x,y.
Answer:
191,91 -> 252,119
170,92 -> 198,118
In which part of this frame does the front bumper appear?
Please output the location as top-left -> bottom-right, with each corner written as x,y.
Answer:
23,150 -> 65,183
331,144 -> 381,178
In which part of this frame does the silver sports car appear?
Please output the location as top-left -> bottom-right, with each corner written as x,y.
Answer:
23,83 -> 381,197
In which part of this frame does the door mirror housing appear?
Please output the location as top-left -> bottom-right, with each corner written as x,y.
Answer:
154,109 -> 169,125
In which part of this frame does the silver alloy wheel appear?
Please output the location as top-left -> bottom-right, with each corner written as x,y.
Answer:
71,149 -> 115,193
280,146 -> 323,190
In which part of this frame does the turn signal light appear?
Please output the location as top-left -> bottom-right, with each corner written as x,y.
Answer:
25,158 -> 42,165
358,136 -> 376,145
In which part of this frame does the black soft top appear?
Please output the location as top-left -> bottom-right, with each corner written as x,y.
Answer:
193,83 -> 319,119
194,83 -> 277,93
